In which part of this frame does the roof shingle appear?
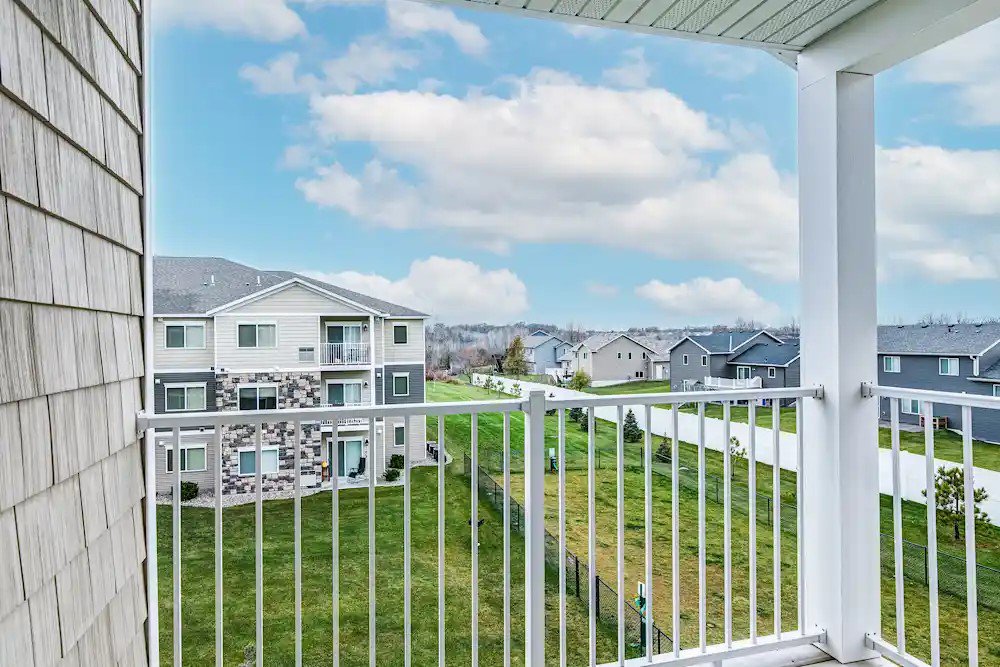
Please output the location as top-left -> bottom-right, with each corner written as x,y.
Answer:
878,324 -> 1000,356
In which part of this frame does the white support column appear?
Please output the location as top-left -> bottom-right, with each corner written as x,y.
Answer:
524,390 -> 547,665
798,67 -> 880,663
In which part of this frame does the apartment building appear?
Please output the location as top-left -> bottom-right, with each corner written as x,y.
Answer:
153,256 -> 428,495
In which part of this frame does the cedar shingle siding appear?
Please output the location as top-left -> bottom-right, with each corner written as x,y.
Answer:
0,0 -> 148,664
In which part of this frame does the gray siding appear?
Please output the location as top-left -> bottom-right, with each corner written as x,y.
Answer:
878,354 -> 1000,442
384,364 -> 425,404
0,0 -> 148,663
375,369 -> 384,405
786,358 -> 801,388
669,340 -> 715,390
154,431 -> 217,495
528,338 -> 568,374
153,371 -> 218,414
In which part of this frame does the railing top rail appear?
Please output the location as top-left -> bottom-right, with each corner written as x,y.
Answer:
546,386 -> 822,409
865,383 -> 1000,410
138,397 -> 527,429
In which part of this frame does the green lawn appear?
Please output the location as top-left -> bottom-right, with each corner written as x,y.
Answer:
584,380 -> 673,396
158,465 -> 618,665
429,381 -> 1000,666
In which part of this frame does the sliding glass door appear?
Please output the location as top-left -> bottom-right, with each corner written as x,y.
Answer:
327,438 -> 364,476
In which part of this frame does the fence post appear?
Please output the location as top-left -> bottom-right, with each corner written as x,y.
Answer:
576,558 -> 580,599
524,390 -> 546,666
595,575 -> 601,620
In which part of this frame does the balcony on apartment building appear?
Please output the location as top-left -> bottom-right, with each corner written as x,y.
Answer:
320,319 -> 372,366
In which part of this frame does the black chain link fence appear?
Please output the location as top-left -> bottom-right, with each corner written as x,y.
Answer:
467,455 -> 673,655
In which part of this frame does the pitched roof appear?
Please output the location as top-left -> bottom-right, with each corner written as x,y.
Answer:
669,331 -> 768,355
727,339 -> 800,366
522,332 -> 566,349
980,360 -> 1000,381
153,256 -> 428,317
878,324 -> 1000,356
580,332 -> 657,354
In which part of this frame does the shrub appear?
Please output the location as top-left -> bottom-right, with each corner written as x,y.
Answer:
384,468 -> 401,482
180,481 -> 199,501
388,454 -> 404,469
569,407 -> 584,424
568,370 -> 592,391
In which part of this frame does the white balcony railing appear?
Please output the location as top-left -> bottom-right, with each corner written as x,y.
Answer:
703,376 -> 763,389
321,401 -> 368,427
140,385 -> 836,667
864,384 -> 1000,667
320,342 -> 370,365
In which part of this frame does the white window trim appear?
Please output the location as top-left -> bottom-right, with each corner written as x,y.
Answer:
393,323 -> 408,345
238,384 -> 279,411
325,321 -> 364,342
767,367 -> 777,379
993,385 -> 1000,398
701,355 -> 708,367
163,382 -> 208,412
901,399 -> 921,415
394,424 -> 406,448
392,372 -> 410,397
164,443 -> 208,473
939,357 -> 960,376
237,446 -> 280,477
883,356 -> 900,373
737,366 -> 752,380
164,322 -> 207,350
325,379 -> 364,406
298,346 -> 315,363
237,322 -> 278,349
682,354 -> 689,365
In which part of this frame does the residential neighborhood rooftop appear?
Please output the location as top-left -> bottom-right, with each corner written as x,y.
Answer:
578,332 -> 657,353
153,256 -> 428,317
728,338 -> 801,367
877,323 -> 1000,356
670,330 -> 765,354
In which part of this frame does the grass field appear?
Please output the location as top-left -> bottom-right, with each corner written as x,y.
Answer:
157,465 -> 621,665
428,381 -> 1000,666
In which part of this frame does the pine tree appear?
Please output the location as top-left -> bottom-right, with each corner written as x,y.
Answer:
923,466 -> 989,540
503,336 -> 530,376
623,409 -> 642,443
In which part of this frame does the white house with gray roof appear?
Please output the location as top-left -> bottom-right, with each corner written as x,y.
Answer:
559,333 -> 658,384
878,323 -> 1000,442
153,256 -> 429,496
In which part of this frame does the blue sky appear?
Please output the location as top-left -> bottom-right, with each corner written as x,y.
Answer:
153,1 -> 1000,328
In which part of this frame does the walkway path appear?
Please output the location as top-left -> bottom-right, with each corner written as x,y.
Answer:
472,375 -> 1000,523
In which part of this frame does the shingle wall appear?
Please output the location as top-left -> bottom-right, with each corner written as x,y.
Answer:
0,0 -> 147,664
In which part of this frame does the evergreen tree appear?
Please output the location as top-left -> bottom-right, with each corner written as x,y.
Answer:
923,466 -> 989,540
503,336 -> 530,376
569,407 -> 584,424
623,409 -> 642,443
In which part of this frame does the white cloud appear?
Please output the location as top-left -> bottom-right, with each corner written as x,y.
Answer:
907,19 -> 1000,125
636,277 -> 781,325
564,24 -> 606,39
304,257 -> 528,323
156,0 -> 306,42
386,0 -> 489,56
297,70 -> 801,280
585,282 -> 619,297
279,144 -> 315,170
240,38 -> 418,95
602,48 -> 651,89
691,46 -> 758,81
889,249 -> 998,282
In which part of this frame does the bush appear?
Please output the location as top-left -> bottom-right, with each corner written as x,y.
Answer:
388,454 -> 404,469
384,468 -> 400,482
568,370 -> 592,391
179,481 -> 199,501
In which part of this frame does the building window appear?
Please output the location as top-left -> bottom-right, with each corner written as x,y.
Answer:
166,444 -> 207,473
883,356 -> 900,373
238,385 -> 278,410
298,346 -> 315,363
327,381 -> 362,406
768,367 -> 777,379
393,324 -> 408,344
393,373 -> 410,397
701,355 -> 708,367
635,371 -> 644,378
238,323 -> 277,348
164,384 -> 206,412
583,352 -> 588,359
939,357 -> 959,376
618,352 -> 622,359
628,352 -> 632,360
394,424 -> 406,447
238,447 -> 279,476
682,354 -> 689,365
994,385 -> 1000,398
737,366 -> 752,380
165,323 -> 205,349
902,399 -> 922,415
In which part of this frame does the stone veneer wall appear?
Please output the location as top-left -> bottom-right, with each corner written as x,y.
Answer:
217,372 -> 324,494
0,0 -> 148,664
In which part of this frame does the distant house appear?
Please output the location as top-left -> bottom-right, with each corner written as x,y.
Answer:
522,330 -> 571,375
559,333 -> 658,384
668,331 -> 800,402
878,324 -> 1000,442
